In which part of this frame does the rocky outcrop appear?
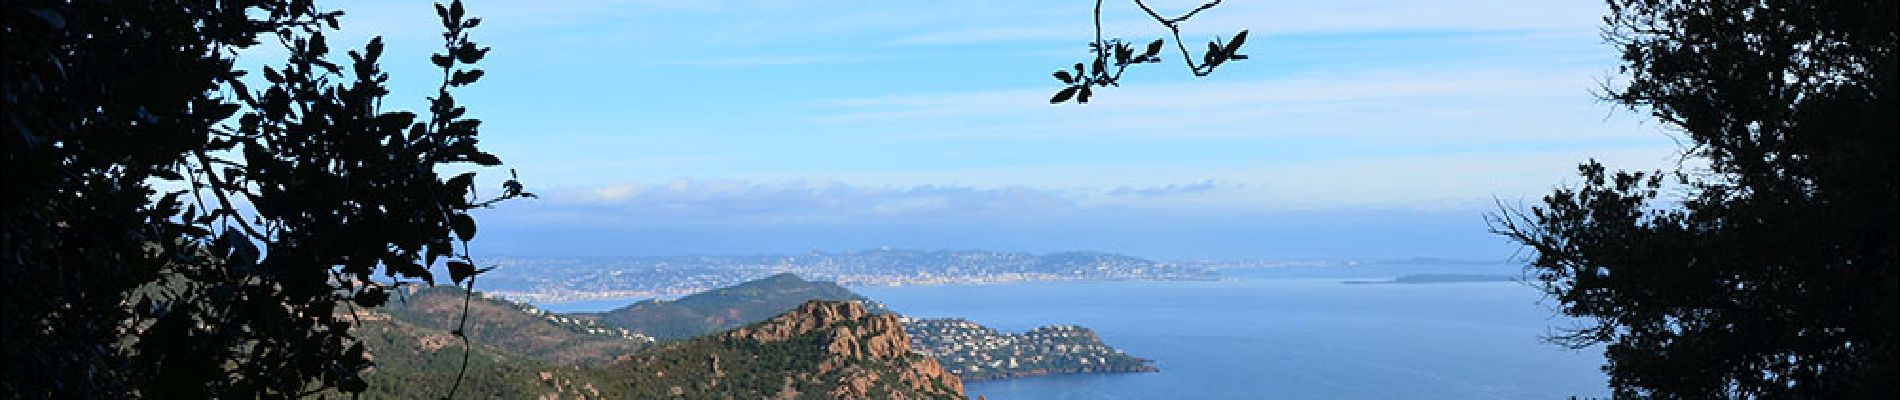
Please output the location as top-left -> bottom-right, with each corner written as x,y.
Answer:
726,300 -> 870,342
607,300 -> 964,399
726,300 -> 964,399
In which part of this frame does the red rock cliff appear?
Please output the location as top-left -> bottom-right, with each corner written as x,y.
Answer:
726,300 -> 965,399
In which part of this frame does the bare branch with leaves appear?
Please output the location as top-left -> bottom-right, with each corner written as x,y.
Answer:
1050,0 -> 1250,104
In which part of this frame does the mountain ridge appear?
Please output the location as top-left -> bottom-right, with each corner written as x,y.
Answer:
582,272 -> 886,341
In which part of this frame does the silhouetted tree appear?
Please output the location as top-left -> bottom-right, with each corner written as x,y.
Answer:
2,0 -> 525,397
1492,0 -> 1896,397
1049,0 -> 1248,103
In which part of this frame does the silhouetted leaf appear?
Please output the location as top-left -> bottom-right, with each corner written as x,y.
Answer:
449,213 -> 475,241
365,36 -> 384,60
1050,86 -> 1079,103
450,69 -> 484,86
468,151 -> 501,166
353,287 -> 388,307
446,172 -> 476,201
152,167 -> 183,181
447,261 -> 474,284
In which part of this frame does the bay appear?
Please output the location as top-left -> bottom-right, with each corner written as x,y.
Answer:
856,264 -> 1611,400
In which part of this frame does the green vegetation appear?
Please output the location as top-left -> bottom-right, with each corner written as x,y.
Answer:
1492,0 -> 1896,396
381,286 -> 649,366
352,299 -> 965,399
349,313 -> 607,399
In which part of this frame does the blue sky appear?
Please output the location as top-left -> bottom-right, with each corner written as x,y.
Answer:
307,0 -> 1683,260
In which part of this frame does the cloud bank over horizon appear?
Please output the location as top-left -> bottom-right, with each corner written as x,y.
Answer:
468,175 -> 1595,260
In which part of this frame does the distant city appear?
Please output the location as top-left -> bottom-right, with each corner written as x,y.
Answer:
478,249 -> 1220,303
904,318 -> 1156,380
474,249 -> 1506,303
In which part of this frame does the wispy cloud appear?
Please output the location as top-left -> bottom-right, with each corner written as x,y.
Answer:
811,65 -> 1648,143
646,54 -> 871,68
892,0 -> 1603,45
508,179 -> 1079,226
1108,179 -> 1232,197
489,142 -> 1686,229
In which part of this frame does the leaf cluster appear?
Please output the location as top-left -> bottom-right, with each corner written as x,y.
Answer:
1050,0 -> 1248,104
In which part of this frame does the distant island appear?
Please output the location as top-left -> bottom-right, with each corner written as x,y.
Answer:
480,249 -> 1219,303
1343,273 -> 1520,284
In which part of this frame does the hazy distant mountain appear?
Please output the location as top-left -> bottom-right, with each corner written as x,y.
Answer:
582,273 -> 887,341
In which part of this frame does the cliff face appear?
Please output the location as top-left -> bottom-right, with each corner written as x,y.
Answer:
726,301 -> 963,399
607,300 -> 965,399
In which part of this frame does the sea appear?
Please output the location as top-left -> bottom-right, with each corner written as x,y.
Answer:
543,262 -> 1612,399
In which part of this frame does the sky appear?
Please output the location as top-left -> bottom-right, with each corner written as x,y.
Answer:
303,0 -> 1685,260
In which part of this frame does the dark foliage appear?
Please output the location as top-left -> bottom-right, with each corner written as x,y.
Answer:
1492,0 -> 1896,397
2,0 -> 525,397
1049,0 -> 1248,104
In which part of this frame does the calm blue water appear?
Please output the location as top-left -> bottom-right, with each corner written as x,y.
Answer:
857,264 -> 1611,400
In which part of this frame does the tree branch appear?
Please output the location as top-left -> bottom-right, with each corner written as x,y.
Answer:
192,150 -> 265,240
1050,0 -> 1246,103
